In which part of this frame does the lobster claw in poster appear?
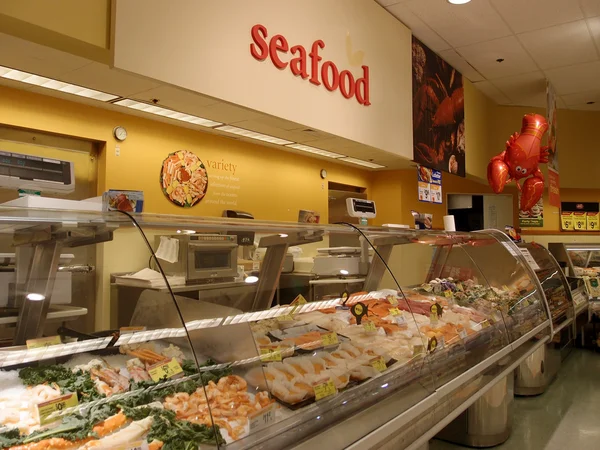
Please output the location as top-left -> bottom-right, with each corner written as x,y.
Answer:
412,36 -> 465,177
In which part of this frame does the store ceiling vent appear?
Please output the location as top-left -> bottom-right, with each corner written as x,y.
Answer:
0,150 -> 75,193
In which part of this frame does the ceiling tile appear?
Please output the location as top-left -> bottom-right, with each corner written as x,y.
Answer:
556,95 -> 567,108
60,63 -> 161,97
405,0 -> 512,47
566,101 -> 600,110
545,60 -> 600,94
131,85 -> 221,114
386,4 -> 452,52
490,0 -> 584,33
580,0 -> 600,18
518,21 -> 598,70
560,90 -> 600,105
492,71 -> 547,107
586,16 -> 600,50
438,49 -> 485,82
473,80 -> 512,104
456,36 -> 538,79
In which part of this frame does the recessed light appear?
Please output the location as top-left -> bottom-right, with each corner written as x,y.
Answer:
496,58 -> 505,63
448,0 -> 471,4
114,99 -> 222,127
215,125 -> 293,145
0,65 -> 118,101
587,101 -> 595,105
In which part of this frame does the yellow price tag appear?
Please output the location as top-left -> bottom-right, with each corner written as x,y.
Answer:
387,295 -> 399,306
481,319 -> 491,329
37,392 -> 78,425
148,358 -> 183,382
444,290 -> 453,298
413,344 -> 424,357
363,321 -> 377,332
389,308 -> 401,316
561,214 -> 574,231
313,379 -> 337,400
291,294 -> 307,306
277,314 -> 295,322
259,346 -> 282,362
249,402 -> 276,431
371,356 -> 387,372
574,215 -> 586,230
321,332 -> 339,347
430,311 -> 438,324
26,335 -> 61,349
588,214 -> 599,231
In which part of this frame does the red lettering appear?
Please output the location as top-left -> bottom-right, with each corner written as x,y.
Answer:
355,65 -> 371,106
309,40 -> 325,86
249,25 -> 370,106
290,45 -> 308,79
250,24 -> 268,60
339,70 -> 355,99
321,61 -> 339,91
269,34 -> 289,69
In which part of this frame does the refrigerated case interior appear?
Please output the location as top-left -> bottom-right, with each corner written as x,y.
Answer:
0,209 -> 551,450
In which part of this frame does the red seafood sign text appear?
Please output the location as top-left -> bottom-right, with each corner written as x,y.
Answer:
250,24 -> 371,106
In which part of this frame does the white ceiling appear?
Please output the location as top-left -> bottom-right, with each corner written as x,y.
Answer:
0,33 -> 410,170
379,0 -> 600,110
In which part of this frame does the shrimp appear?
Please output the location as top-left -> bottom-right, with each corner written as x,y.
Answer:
255,391 -> 273,408
29,384 -> 61,403
217,375 -> 247,393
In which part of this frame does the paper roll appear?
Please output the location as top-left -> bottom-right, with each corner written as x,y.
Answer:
443,215 -> 456,232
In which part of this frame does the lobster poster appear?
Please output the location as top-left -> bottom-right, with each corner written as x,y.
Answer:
412,36 -> 465,177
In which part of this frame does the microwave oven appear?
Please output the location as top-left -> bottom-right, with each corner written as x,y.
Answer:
155,234 -> 239,281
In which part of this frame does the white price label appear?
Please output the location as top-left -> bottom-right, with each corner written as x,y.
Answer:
518,248 -> 541,271
250,403 -> 276,431
501,242 -> 518,257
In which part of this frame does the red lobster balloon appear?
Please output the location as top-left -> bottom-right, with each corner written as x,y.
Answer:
487,113 -> 549,212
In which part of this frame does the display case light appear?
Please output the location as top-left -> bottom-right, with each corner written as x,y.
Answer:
215,125 -> 294,145
114,99 -> 222,128
285,144 -> 345,159
245,275 -> 259,284
0,65 -> 118,101
26,293 -> 45,302
339,157 -> 386,169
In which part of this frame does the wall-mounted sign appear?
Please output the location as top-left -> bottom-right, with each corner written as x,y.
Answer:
417,165 -> 442,204
561,202 -> 600,231
160,150 -> 208,207
250,24 -> 371,106
518,193 -> 543,228
412,36 -> 465,177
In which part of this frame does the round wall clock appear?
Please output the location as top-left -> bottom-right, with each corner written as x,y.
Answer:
113,126 -> 127,141
160,150 -> 208,207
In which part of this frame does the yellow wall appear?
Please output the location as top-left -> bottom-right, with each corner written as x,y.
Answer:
0,85 -> 372,223
464,80 -> 495,182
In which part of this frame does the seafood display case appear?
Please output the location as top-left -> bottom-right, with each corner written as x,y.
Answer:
0,209 -> 551,450
514,243 -> 575,396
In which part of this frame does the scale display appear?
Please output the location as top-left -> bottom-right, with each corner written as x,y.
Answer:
0,150 -> 74,192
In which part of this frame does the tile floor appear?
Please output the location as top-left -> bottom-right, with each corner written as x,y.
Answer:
430,349 -> 600,450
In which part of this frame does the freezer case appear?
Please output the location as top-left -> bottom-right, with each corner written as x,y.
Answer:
0,210 -> 550,450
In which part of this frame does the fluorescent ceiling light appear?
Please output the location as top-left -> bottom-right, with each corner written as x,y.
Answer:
114,99 -> 222,127
286,143 -> 345,159
0,65 -> 118,101
447,0 -> 471,4
215,125 -> 293,145
340,157 -> 386,169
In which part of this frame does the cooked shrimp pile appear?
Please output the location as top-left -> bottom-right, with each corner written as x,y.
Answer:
163,375 -> 273,440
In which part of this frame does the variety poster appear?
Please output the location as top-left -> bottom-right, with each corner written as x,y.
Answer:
547,81 -> 560,207
412,36 -> 465,177
518,193 -> 543,227
417,165 -> 442,204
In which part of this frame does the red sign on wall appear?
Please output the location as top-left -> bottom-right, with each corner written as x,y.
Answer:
250,24 -> 370,106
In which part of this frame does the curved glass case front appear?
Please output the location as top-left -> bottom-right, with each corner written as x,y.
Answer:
517,242 -> 574,329
0,209 -> 551,450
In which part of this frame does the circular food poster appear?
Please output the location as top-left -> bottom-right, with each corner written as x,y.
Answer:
160,150 -> 208,207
